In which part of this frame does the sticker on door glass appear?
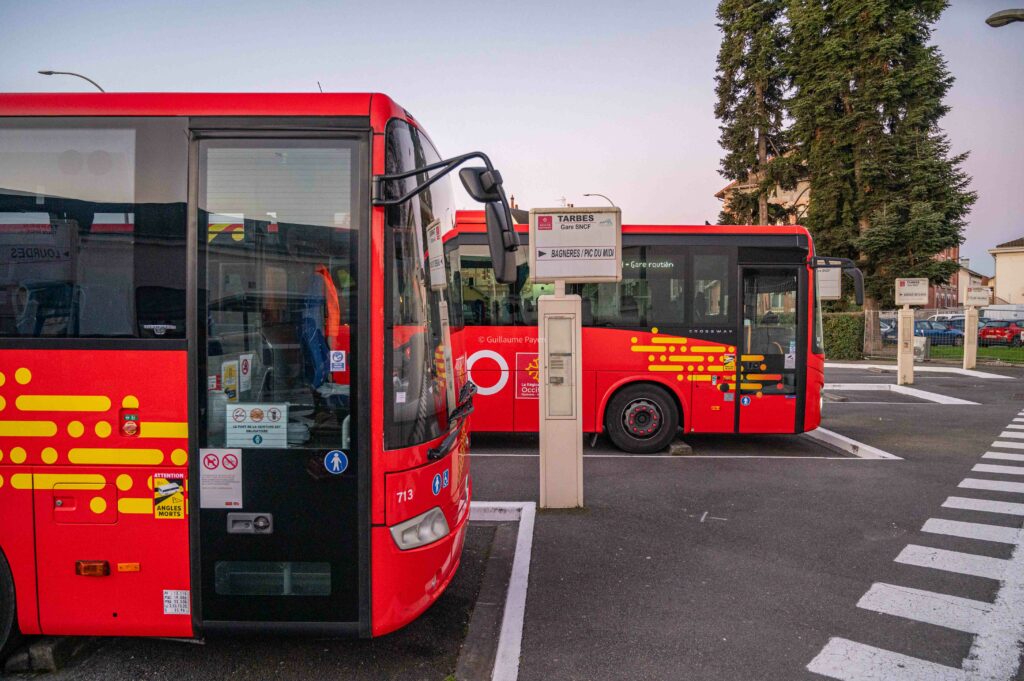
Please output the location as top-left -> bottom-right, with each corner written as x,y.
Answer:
163,589 -> 190,616
330,350 -> 347,372
200,448 -> 243,508
153,472 -> 186,520
225,403 -> 287,448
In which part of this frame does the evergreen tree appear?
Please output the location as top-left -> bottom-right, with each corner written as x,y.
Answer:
787,0 -> 975,318
714,0 -> 792,225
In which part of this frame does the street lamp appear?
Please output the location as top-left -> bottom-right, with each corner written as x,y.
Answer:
583,193 -> 616,207
986,9 -> 1024,27
37,70 -> 105,92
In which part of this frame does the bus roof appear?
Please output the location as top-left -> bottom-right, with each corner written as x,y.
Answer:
454,209 -> 813,238
0,92 -> 416,132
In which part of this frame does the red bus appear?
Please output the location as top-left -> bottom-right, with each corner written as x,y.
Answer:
0,93 -> 518,652
448,211 -> 862,453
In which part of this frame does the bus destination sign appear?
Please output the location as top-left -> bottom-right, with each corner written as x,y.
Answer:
529,207 -> 622,283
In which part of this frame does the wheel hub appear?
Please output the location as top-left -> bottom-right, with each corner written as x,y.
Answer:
623,399 -> 662,438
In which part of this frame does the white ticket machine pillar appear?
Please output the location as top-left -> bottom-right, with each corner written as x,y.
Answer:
963,306 -> 979,370
538,286 -> 583,509
897,304 -> 915,385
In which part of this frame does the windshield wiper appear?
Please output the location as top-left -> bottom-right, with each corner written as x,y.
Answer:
428,382 -> 477,461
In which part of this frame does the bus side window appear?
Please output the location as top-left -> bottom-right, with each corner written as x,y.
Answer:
692,252 -> 732,324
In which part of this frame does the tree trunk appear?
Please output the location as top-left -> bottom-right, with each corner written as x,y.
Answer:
755,80 -> 769,225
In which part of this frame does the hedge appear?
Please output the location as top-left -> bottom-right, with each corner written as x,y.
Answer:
823,312 -> 864,360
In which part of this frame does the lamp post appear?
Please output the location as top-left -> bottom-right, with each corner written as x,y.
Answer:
986,9 -> 1024,27
37,70 -> 105,92
582,193 -> 616,207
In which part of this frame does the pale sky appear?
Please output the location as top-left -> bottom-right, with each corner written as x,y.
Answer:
1,0 -> 1021,273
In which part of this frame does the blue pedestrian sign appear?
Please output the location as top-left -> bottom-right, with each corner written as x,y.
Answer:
740,396 -> 751,406
324,450 -> 349,475
432,473 -> 442,495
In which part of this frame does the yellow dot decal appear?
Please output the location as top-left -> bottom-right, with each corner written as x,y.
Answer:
688,365 -> 694,372
660,355 -> 666,362
630,336 -> 638,344
0,474 -> 4,489
10,447 -> 26,464
0,372 -> 5,386
651,327 -> 659,334
669,346 -> 676,352
648,355 -> 655,362
95,422 -> 112,438
68,421 -> 85,437
122,395 -> 140,409
757,391 -> 763,398
761,363 -> 767,371
15,368 -> 31,384
90,497 -> 107,514
116,474 -> 133,491
729,346 -> 736,352
677,374 -> 684,381
0,396 -> 5,411
0,450 -> 3,462
147,477 -> 154,490
171,449 -> 188,466
41,447 -> 58,464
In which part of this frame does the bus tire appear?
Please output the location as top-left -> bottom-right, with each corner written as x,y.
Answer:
605,384 -> 680,454
0,549 -> 20,661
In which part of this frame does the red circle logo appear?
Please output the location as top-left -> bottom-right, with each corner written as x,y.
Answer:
222,453 -> 239,470
203,453 -> 220,470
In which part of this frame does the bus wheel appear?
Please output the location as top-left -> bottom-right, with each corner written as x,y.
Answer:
605,385 -> 680,454
0,550 -> 20,661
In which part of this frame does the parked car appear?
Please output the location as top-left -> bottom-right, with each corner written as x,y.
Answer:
880,320 -> 964,345
928,313 -> 964,323
979,321 -> 1024,347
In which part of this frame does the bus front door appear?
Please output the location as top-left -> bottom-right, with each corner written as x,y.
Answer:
737,268 -> 801,433
195,136 -> 366,634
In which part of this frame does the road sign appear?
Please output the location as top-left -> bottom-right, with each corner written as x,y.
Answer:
529,207 -> 622,283
966,286 -> 991,307
894,278 -> 929,306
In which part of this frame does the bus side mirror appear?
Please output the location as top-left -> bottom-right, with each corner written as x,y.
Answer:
846,266 -> 864,306
460,167 -> 519,284
485,201 -> 518,284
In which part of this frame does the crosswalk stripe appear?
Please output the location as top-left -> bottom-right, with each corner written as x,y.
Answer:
1014,417 -> 1024,422
972,463 -> 1024,477
857,582 -> 992,633
922,518 -> 1021,544
983,451 -> 1024,462
895,544 -> 1009,580
999,431 -> 1024,440
943,496 -> 1024,516
992,441 -> 1024,450
960,478 -> 1024,494
806,637 -> 967,681
1005,424 -> 1024,430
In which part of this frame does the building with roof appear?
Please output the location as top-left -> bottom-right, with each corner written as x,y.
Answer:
988,237 -> 1024,304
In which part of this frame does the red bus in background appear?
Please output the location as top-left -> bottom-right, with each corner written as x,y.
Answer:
448,211 -> 861,453
0,93 -> 513,652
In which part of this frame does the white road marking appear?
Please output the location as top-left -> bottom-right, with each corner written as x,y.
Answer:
857,582 -> 993,633
804,427 -> 903,459
824,383 -> 978,405
961,526 -> 1024,679
895,545 -> 1008,580
922,518 -> 1021,544
973,463 -> 1024,477
825,362 -> 1011,379
469,501 -> 535,681
960,478 -> 1024,494
1005,424 -> 1024,430
992,441 -> 1024,450
998,431 -> 1024,440
1013,418 -> 1024,423
983,451 -> 1024,462
943,496 -> 1024,516
807,637 -> 967,680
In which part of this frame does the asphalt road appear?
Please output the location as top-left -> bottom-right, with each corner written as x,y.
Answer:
470,362 -> 1024,680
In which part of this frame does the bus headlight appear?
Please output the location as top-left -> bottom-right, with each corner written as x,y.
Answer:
390,507 -> 450,551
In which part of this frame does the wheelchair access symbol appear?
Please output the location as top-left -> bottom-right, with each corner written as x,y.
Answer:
324,450 -> 349,475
